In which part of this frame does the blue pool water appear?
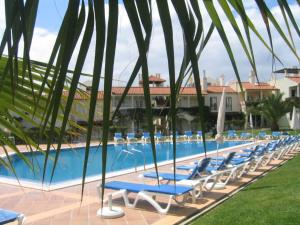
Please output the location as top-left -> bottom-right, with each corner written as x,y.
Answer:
0,141 -> 248,185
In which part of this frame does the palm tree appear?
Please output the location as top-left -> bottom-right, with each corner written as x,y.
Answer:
259,93 -> 290,131
0,1 -> 299,205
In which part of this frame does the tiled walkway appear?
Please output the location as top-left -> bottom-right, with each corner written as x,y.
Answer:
0,141 -> 297,225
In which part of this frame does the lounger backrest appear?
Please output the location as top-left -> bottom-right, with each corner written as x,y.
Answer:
258,131 -> 266,137
114,133 -> 122,138
127,133 -> 135,138
188,157 -> 211,179
217,152 -> 236,170
143,132 -> 150,138
197,157 -> 211,173
248,145 -> 260,157
185,131 -> 192,136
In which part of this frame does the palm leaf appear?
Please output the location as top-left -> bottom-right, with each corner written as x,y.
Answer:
255,0 -> 300,62
156,0 -> 177,183
82,0 -> 106,198
124,0 -> 159,184
50,0 -> 94,184
218,0 -> 258,81
42,0 -> 82,183
172,0 -> 207,154
100,0 -> 119,209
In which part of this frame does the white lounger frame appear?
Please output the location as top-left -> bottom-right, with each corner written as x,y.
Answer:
97,185 -> 189,214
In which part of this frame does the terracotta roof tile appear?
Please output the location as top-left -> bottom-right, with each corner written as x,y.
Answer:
207,86 -> 235,93
139,75 -> 166,84
239,82 -> 277,90
111,87 -> 208,95
287,76 -> 300,84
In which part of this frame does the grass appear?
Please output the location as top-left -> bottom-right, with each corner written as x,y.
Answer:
190,155 -> 300,225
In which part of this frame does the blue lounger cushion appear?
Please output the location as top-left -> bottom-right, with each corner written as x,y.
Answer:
143,172 -> 191,181
0,209 -> 21,224
176,165 -> 195,170
104,181 -> 192,195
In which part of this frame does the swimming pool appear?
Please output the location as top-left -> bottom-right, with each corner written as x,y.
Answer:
0,141 -> 249,187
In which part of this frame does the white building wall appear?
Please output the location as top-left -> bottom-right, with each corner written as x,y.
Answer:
271,77 -> 297,99
205,93 -> 241,112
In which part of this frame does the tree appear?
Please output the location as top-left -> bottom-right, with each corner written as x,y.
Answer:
259,93 -> 290,131
0,1 -> 299,205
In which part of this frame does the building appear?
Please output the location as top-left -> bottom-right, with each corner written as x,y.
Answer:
270,68 -> 300,128
110,73 -> 243,134
230,71 -> 278,128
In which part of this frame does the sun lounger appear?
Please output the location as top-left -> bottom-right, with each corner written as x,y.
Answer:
143,158 -> 211,182
257,131 -> 267,139
227,130 -> 237,139
98,181 -> 193,214
142,132 -> 150,142
196,131 -> 202,140
154,132 -> 164,141
114,133 -> 124,142
206,152 -> 236,173
271,131 -> 281,139
0,209 -> 24,225
126,133 -> 136,142
177,152 -> 236,174
184,131 -> 193,140
239,132 -> 251,139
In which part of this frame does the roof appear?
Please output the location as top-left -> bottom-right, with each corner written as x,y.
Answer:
111,86 -> 236,96
139,75 -> 166,84
273,68 -> 300,74
112,87 -> 209,95
287,76 -> 300,84
207,86 -> 236,93
239,82 -> 278,90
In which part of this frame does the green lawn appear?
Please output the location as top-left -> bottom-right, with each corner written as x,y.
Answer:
190,155 -> 300,225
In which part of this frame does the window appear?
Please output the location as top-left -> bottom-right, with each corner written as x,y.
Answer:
226,97 -> 232,111
210,97 -> 217,111
135,97 -> 144,108
114,97 -> 120,107
291,89 -> 296,97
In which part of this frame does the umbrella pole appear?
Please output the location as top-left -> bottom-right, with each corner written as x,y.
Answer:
217,143 -> 219,164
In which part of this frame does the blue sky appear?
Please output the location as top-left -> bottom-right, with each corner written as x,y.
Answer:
35,0 -> 297,31
1,0 -> 298,87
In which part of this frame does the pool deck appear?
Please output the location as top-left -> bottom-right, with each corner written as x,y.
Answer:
0,140 -> 298,225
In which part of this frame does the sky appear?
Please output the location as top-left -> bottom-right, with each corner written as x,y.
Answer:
0,0 -> 299,88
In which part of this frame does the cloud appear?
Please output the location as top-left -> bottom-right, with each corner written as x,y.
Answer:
0,1 -> 299,88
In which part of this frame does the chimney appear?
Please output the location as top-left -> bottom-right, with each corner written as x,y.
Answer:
202,70 -> 208,91
138,73 -> 142,86
284,69 -> 288,77
219,74 -> 225,86
156,73 -> 160,78
248,70 -> 255,84
270,73 -> 276,85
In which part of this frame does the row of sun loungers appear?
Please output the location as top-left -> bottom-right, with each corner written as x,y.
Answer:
99,135 -> 300,215
227,130 -> 289,140
114,131 -> 203,143
2,136 -> 298,222
114,130 -> 291,143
